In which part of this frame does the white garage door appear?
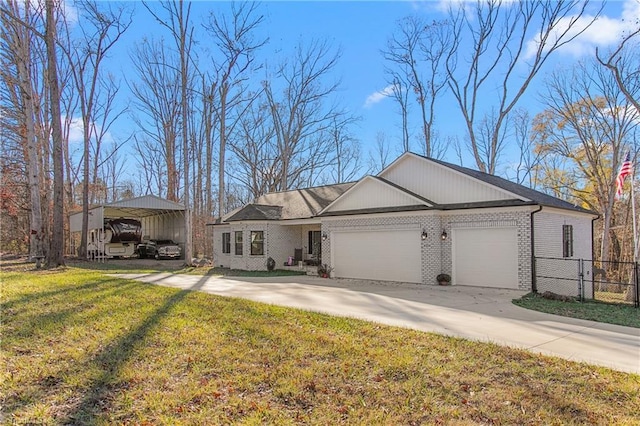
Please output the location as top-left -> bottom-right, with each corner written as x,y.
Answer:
453,227 -> 519,288
332,229 -> 421,283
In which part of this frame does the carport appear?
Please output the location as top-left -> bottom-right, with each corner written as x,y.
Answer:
69,195 -> 186,257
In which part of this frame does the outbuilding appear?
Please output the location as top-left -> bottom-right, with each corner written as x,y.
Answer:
69,195 -> 186,258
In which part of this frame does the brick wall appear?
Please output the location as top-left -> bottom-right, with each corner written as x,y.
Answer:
322,208 -> 533,289
533,209 -> 594,297
212,225 -> 231,268
213,222 -> 320,270
534,209 -> 593,259
213,207 -> 585,292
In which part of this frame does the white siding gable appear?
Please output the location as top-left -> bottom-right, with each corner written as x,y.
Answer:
324,176 -> 427,213
381,154 -> 524,205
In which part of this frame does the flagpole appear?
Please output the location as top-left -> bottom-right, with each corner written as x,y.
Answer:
632,168 -> 638,263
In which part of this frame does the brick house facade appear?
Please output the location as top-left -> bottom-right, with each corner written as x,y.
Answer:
212,153 -> 597,291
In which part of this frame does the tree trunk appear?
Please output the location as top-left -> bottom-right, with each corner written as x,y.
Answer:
45,0 -> 65,267
9,1 -> 46,265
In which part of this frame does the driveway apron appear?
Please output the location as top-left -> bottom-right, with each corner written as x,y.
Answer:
116,273 -> 640,374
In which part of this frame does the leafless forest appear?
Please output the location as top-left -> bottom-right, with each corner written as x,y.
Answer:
1,0 -> 638,266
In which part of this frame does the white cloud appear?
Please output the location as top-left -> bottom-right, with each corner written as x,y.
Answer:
67,117 -> 84,144
431,0 -> 518,16
525,0 -> 640,59
65,116 -> 115,145
26,0 -> 78,24
364,84 -> 397,108
61,0 -> 79,25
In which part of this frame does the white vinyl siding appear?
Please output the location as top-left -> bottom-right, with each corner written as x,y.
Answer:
453,227 -> 519,289
331,229 -> 421,283
381,154 -> 518,205
325,176 -> 426,213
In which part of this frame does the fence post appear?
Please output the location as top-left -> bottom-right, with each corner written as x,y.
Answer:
578,259 -> 584,302
635,262 -> 639,309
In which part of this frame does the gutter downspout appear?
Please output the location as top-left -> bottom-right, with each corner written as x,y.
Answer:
590,213 -> 600,300
530,205 -> 543,293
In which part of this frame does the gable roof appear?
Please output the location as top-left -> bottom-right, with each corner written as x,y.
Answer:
320,175 -> 435,215
426,156 -> 596,214
220,153 -> 597,222
223,182 -> 355,222
322,152 -> 596,216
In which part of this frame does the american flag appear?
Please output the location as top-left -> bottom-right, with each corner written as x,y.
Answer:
616,151 -> 633,198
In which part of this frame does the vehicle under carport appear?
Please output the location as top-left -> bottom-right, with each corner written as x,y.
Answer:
69,195 -> 187,260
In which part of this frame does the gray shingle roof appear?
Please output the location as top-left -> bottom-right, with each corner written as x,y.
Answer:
225,204 -> 282,222
426,156 -> 597,215
220,154 -> 597,223
224,182 -> 355,222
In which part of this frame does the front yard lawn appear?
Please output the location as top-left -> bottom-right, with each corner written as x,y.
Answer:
514,292 -> 640,328
65,258 -> 307,277
2,268 -> 639,424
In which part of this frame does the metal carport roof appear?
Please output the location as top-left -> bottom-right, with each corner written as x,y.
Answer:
70,195 -> 185,232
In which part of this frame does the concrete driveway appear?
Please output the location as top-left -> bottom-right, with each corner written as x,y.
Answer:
116,273 -> 640,374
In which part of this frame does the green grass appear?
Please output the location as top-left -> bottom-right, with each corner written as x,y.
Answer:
64,258 -> 306,277
2,268 -> 639,425
203,267 -> 308,277
514,293 -> 640,328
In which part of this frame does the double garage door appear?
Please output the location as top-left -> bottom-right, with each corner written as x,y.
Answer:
331,227 -> 519,288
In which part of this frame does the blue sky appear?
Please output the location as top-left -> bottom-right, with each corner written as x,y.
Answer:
70,0 -> 639,180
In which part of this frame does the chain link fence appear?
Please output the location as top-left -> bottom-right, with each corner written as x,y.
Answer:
534,257 -> 639,307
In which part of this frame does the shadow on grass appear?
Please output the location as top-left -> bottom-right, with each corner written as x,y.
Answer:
6,281 -> 141,343
1,277 -> 124,312
62,274 -> 212,424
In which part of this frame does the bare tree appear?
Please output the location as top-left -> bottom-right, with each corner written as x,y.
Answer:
263,39 -> 349,191
132,135 -> 165,196
384,16 -> 452,157
534,59 -> 639,264
101,141 -> 127,202
445,0 -> 600,173
596,25 -> 640,116
146,0 -> 195,263
129,38 -> 181,201
45,0 -> 65,267
203,1 -> 266,218
229,100 -> 276,199
328,117 -> 362,183
388,76 -> 411,152
368,131 -> 393,174
510,108 -> 543,188
61,0 -> 131,258
0,0 -> 46,265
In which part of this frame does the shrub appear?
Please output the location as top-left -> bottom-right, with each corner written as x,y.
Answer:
436,273 -> 451,284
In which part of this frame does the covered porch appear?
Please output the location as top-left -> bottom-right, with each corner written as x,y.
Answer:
277,221 -> 324,268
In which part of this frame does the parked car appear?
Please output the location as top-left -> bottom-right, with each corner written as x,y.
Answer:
137,239 -> 182,260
